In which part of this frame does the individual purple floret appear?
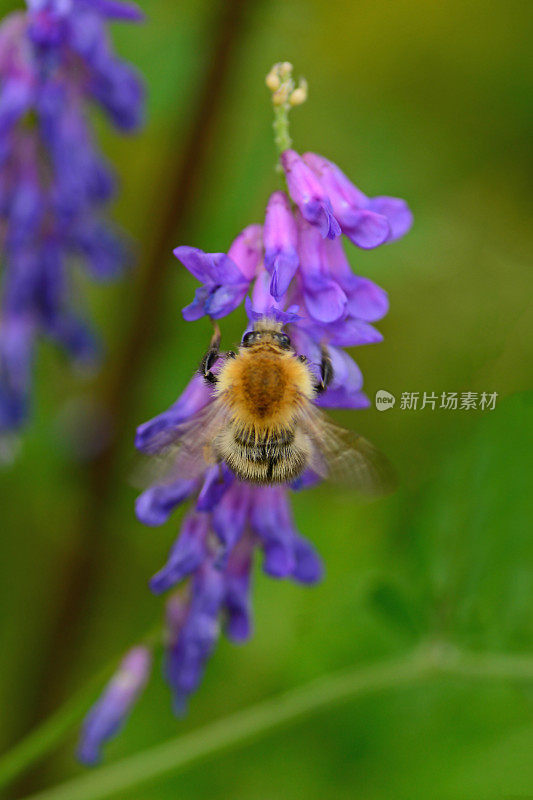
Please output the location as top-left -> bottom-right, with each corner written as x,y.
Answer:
263,191 -> 299,300
174,224 -> 262,321
0,0 -> 144,436
77,646 -> 152,765
280,149 -> 341,240
303,152 -> 413,246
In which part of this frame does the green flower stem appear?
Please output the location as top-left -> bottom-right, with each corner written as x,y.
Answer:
0,667 -> 111,791
14,643 -> 533,800
273,104 -> 292,156
0,625 -> 162,792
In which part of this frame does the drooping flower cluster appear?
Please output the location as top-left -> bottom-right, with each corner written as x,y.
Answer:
0,0 -> 144,435
78,135 -> 411,761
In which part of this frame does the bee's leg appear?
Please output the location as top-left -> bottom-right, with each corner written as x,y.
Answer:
314,345 -> 333,395
200,323 -> 221,385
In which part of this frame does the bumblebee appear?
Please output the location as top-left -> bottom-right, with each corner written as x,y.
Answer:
143,318 -> 393,493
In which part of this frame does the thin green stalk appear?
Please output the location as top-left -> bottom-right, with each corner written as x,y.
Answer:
0,626 -> 161,791
0,668 -> 110,791
17,644 -> 533,800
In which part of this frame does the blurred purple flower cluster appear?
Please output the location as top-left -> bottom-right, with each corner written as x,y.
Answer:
0,0 -> 144,433
78,146 -> 411,763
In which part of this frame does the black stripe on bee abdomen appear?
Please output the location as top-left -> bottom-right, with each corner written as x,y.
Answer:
233,428 -> 294,463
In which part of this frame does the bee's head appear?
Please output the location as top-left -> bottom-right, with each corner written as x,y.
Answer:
241,318 -> 292,350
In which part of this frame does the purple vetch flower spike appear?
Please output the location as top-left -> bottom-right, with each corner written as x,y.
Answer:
175,246 -> 251,321
0,0 -> 145,435
280,149 -> 341,240
125,62 -> 412,759
78,646 -> 152,766
303,153 -> 413,245
263,191 -> 299,299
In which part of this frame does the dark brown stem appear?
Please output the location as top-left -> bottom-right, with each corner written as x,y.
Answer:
10,0 -> 257,794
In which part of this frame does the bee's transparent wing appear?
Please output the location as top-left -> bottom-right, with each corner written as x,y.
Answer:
300,405 -> 397,497
132,400 -> 228,489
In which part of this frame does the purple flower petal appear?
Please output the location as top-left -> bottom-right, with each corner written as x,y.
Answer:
297,214 -> 346,323
212,481 -> 250,552
319,237 -> 389,321
250,487 -> 298,578
205,282 -> 249,319
175,247 -> 250,321
316,388 -> 370,409
320,317 -> 383,347
264,191 -> 299,300
366,196 -> 413,242
246,274 -> 301,325
303,152 -> 368,217
342,208 -> 390,249
81,0 -> 145,22
303,278 -> 347,324
182,286 -> 211,321
174,247 -> 239,285
165,564 -> 224,709
150,513 -> 209,594
342,276 -> 389,322
291,536 -> 324,584
224,537 -> 254,642
303,153 -> 412,247
227,224 -> 263,281
281,149 -> 340,240
196,464 -> 234,512
135,479 -> 197,526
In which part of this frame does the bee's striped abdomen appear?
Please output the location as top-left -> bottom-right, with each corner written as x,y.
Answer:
214,423 -> 310,485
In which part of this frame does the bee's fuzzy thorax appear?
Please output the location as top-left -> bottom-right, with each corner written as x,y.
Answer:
215,344 -> 314,432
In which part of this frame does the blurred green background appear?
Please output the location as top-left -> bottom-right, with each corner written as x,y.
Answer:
1,0 -> 532,798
